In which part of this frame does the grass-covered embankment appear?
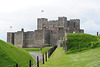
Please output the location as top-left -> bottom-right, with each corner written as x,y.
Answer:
24,47 -> 52,54
24,48 -> 40,52
41,47 -> 52,54
40,33 -> 100,67
66,33 -> 100,53
0,40 -> 35,67
40,47 -> 100,67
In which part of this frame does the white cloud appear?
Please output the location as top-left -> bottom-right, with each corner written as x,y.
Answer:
81,21 -> 100,35
0,0 -> 57,12
0,0 -> 100,41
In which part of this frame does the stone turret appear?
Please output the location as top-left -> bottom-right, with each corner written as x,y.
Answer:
21,28 -> 24,32
37,18 -> 48,30
14,29 -> 25,48
58,17 -> 67,28
7,32 -> 14,45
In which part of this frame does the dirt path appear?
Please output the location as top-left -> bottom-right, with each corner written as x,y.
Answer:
29,52 -> 42,63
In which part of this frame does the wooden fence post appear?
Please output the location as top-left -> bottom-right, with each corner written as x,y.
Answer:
16,63 -> 18,67
43,54 -> 44,64
97,32 -> 98,36
48,45 -> 57,58
48,49 -> 50,58
65,44 -> 67,53
37,56 -> 39,67
29,59 -> 31,67
45,52 -> 47,62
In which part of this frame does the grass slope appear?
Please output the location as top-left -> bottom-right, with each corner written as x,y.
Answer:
40,47 -> 100,67
0,40 -> 35,67
24,47 -> 52,55
24,48 -> 40,52
67,33 -> 100,53
41,47 -> 52,54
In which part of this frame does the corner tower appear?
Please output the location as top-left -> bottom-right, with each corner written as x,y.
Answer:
37,18 -> 48,30
58,17 -> 67,28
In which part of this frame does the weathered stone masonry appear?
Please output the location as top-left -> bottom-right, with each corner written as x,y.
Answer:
7,17 -> 84,48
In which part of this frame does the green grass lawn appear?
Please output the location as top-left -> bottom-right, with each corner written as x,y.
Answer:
24,48 -> 41,52
40,47 -> 100,67
0,40 -> 36,67
24,47 -> 52,54
41,47 -> 52,54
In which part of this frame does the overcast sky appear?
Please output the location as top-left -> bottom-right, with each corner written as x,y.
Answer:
0,0 -> 100,41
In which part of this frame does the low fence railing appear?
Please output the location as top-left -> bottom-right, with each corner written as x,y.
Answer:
40,44 -> 55,50
48,45 -> 57,58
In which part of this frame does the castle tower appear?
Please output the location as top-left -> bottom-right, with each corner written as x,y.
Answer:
74,19 -> 80,31
58,17 -> 67,28
69,19 -> 80,33
7,32 -> 14,45
14,28 -> 25,48
37,18 -> 48,30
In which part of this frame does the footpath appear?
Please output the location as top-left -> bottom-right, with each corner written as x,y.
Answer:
40,47 -> 100,67
29,53 -> 42,63
39,47 -> 67,67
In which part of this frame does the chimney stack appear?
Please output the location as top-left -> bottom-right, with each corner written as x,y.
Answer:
97,32 -> 98,36
21,28 -> 24,32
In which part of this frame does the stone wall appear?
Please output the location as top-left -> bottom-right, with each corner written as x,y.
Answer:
79,29 -> 84,33
34,30 -> 44,47
7,32 -> 14,45
53,20 -> 58,29
58,28 -> 66,40
14,31 -> 24,48
48,20 -> 57,30
50,30 -> 58,46
43,30 -> 50,44
49,21 -> 53,30
24,31 -> 34,47
33,30 -> 51,47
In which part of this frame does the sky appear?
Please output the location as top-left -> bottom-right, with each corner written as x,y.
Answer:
0,0 -> 100,41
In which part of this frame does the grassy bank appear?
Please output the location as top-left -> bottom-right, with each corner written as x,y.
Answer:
24,47 -> 52,54
66,33 -> 100,53
41,47 -> 52,54
0,40 -> 35,67
24,48 -> 40,52
40,47 -> 100,67
39,33 -> 100,67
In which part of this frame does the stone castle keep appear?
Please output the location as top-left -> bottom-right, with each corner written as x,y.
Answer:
7,17 -> 84,48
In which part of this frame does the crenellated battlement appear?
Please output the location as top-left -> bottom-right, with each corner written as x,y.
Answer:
70,19 -> 80,21
49,20 -> 58,22
37,17 -> 81,31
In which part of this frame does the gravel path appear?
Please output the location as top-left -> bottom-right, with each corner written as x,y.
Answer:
29,53 -> 42,63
